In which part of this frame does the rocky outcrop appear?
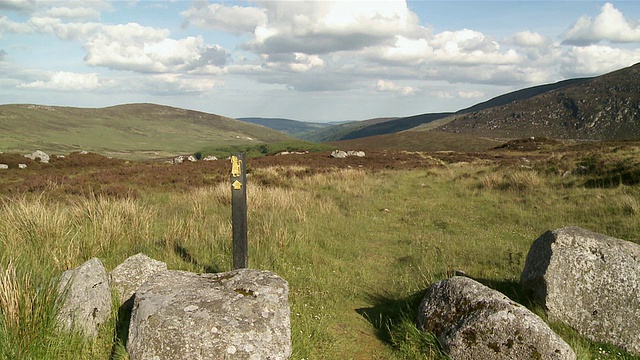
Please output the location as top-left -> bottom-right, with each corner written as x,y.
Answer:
109,253 -> 167,308
330,150 -> 365,158
25,150 -> 50,163
128,268 -> 291,360
56,258 -> 112,337
418,276 -> 575,360
521,227 -> 640,355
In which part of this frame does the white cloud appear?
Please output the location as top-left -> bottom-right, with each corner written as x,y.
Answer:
0,15 -> 34,35
458,90 -> 485,99
139,74 -> 222,95
83,24 -> 229,74
504,31 -> 550,48
181,3 -> 267,34
46,6 -> 101,20
563,2 -> 640,45
18,71 -> 104,90
0,0 -> 37,13
244,0 -> 426,55
376,79 -> 415,96
28,16 -> 102,40
560,45 -> 640,77
375,30 -> 521,67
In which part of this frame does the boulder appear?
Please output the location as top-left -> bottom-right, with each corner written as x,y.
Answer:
346,150 -> 366,157
128,268 -> 291,360
330,150 -> 347,159
18,163 -> 27,169
109,253 -> 167,308
25,150 -> 50,163
521,227 -> 640,355
56,257 -> 112,337
0,164 -> 7,170
203,155 -> 218,161
173,155 -> 185,164
187,155 -> 197,162
418,276 -> 575,360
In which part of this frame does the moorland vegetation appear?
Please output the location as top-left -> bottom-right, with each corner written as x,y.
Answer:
1,139 -> 640,359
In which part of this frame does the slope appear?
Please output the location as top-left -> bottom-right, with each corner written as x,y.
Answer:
435,62 -> 640,140
238,117 -> 332,138
0,103 -> 292,159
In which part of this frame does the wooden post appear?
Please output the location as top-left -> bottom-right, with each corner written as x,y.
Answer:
231,153 -> 248,269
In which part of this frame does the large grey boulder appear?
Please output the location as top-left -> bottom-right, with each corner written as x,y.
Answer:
521,227 -> 640,355
109,253 -> 167,307
56,257 -> 112,337
418,276 -> 575,360
128,268 -> 291,360
330,150 -> 347,159
25,150 -> 50,163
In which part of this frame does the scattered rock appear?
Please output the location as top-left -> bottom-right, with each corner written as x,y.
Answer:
521,227 -> 640,355
331,150 -> 365,158
109,253 -> 167,308
275,151 -> 309,156
56,258 -> 111,337
203,155 -> 218,161
79,150 -> 88,155
418,276 -> 575,360
346,150 -> 366,157
187,155 -> 197,162
18,163 -> 27,169
25,150 -> 50,163
0,164 -> 7,170
173,155 -> 185,164
330,150 -> 347,158
128,268 -> 291,360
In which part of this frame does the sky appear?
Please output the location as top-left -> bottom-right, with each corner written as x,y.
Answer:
1,1 -> 640,122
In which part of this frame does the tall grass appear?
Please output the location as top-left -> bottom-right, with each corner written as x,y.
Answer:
1,162 -> 639,359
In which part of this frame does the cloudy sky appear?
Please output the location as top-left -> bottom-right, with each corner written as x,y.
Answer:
1,1 -> 640,122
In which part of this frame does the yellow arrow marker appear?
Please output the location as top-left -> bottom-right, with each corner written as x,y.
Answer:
232,180 -> 243,190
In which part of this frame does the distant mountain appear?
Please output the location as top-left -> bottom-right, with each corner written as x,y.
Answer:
237,117 -> 332,138
302,117 -> 397,142
436,62 -> 640,140
0,103 -> 292,159
329,76 -> 594,142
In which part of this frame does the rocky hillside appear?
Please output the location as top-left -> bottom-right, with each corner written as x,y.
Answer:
436,62 -> 640,140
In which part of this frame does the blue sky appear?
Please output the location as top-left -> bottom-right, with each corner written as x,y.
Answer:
1,1 -> 640,122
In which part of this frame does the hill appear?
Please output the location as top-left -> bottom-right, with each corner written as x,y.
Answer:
305,75 -> 591,143
303,117 -> 399,142
0,103 -> 292,159
435,62 -> 640,140
237,117 -> 332,138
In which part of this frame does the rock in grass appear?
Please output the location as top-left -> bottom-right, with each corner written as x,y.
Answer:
417,276 -> 575,360
521,227 -> 640,355
24,150 -> 50,163
56,257 -> 112,337
109,253 -> 167,308
330,150 -> 347,158
127,268 -> 291,360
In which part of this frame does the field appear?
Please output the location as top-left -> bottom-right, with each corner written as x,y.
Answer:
1,139 -> 640,359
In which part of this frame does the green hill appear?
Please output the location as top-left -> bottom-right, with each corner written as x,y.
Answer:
0,103 -> 292,159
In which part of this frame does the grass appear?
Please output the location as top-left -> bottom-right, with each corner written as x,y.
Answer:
0,103 -> 292,160
1,152 -> 640,359
194,140 -> 335,159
